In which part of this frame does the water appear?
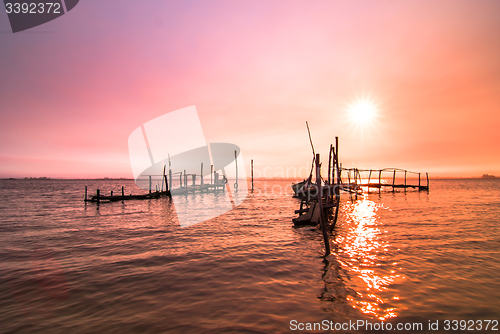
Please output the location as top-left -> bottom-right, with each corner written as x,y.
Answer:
0,179 -> 499,333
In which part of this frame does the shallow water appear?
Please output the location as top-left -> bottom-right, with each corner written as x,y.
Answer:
0,179 -> 499,333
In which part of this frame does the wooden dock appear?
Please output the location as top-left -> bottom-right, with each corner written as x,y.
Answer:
292,133 -> 430,257
85,152 -> 255,204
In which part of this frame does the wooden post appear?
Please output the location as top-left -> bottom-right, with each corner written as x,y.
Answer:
214,172 -> 218,193
251,159 -> 254,191
368,170 -> 372,192
180,172 -> 183,188
162,165 -> 166,192
330,143 -> 341,232
379,170 -> 382,193
211,165 -> 214,185
315,154 -> 330,257
328,144 -> 332,186
200,163 -> 204,188
184,170 -> 187,189
122,186 -> 124,197
335,137 -> 340,185
84,186 -> 87,201
404,170 -> 407,190
96,189 -> 100,204
426,172 -> 429,189
149,175 -> 152,194
169,169 -> 172,191
192,174 -> 196,187
419,173 -> 421,188
234,150 -> 238,190
110,190 -> 113,196
392,170 -> 396,192
167,171 -> 170,191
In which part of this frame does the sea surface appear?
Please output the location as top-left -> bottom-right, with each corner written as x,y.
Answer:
0,179 -> 499,333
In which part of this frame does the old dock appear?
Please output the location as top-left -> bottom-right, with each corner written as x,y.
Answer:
292,133 -> 430,257
85,151 -> 255,204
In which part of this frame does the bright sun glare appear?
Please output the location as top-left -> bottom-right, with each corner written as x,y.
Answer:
348,100 -> 377,125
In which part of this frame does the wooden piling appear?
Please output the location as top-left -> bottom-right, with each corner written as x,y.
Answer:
426,172 -> 429,189
162,165 -> 166,192
96,189 -> 100,204
315,154 -> 330,257
328,144 -> 333,186
111,190 -> 113,196
122,186 -> 124,197
184,170 -> 187,189
169,169 -> 172,192
200,163 -> 204,188
251,159 -> 254,191
234,150 -> 238,190
368,170 -> 372,192
179,172 -> 183,188
392,170 -> 396,192
211,165 -> 213,185
84,186 -> 87,201
149,176 -> 152,194
163,170 -> 169,192
419,173 -> 421,188
378,170 -> 382,193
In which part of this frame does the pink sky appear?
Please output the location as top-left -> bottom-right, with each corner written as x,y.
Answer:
1,0 -> 499,178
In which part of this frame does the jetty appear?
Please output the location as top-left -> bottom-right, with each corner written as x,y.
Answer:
292,126 -> 430,257
85,153 -> 255,204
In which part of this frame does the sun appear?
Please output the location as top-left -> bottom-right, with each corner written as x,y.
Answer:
348,99 -> 377,125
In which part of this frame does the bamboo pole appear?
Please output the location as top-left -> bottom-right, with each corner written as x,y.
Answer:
316,154 -> 330,256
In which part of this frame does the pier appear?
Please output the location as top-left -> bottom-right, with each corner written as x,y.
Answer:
85,153 -> 255,204
292,134 -> 430,257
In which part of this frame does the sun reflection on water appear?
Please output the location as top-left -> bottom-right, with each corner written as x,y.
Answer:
333,198 -> 404,321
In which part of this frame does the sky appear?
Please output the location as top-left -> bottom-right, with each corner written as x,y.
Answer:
0,0 -> 499,179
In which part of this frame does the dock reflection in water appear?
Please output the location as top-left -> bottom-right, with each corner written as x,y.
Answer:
332,198 -> 405,321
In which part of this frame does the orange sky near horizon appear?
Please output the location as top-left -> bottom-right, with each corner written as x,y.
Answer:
0,0 -> 499,179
